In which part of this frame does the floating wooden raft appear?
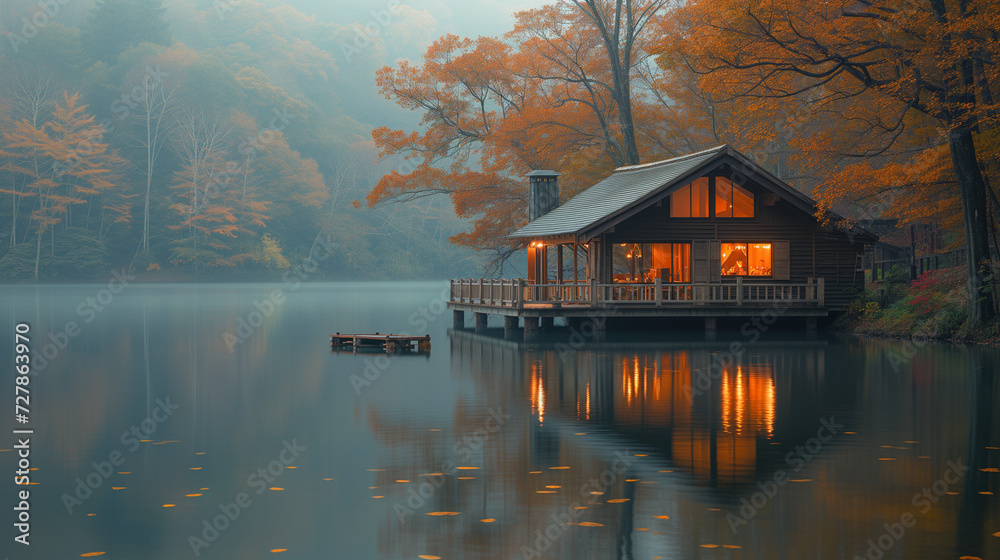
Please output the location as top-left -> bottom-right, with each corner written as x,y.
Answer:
330,332 -> 431,353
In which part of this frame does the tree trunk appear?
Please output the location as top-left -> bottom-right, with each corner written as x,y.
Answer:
33,230 -> 42,281
949,128 -> 995,325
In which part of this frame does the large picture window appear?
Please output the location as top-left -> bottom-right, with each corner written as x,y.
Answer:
625,243 -> 690,282
721,243 -> 771,276
669,177 -> 709,218
715,177 -> 754,218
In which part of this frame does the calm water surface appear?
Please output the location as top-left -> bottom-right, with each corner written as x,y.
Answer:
1,282 -> 998,559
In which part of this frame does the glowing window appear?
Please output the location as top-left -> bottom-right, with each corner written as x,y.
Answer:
721,243 -> 771,276
715,178 -> 754,218
669,177 -> 710,218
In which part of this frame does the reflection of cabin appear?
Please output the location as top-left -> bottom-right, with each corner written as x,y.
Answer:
449,145 -> 877,338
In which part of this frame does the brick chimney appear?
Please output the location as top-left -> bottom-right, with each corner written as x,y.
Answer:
527,170 -> 561,221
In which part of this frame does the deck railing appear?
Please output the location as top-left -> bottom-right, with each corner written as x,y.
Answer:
450,277 -> 825,308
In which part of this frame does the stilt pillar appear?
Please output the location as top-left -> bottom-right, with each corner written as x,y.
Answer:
504,316 -> 519,339
524,317 -> 540,341
474,312 -> 488,333
453,310 -> 465,329
540,316 -> 554,329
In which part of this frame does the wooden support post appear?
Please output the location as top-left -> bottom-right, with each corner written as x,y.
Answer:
523,317 -> 540,341
474,312 -> 488,333
705,317 -> 717,335
504,315 -> 519,339
655,277 -> 662,306
540,316 -> 554,329
805,317 -> 818,332
453,310 -> 465,329
817,277 -> 825,307
590,279 -> 598,307
736,276 -> 743,306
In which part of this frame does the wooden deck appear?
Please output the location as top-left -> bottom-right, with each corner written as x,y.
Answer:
448,278 -> 827,318
330,333 -> 431,353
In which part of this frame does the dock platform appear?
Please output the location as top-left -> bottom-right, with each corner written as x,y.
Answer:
330,333 -> 431,354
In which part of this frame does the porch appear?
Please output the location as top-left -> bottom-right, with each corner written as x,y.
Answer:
449,277 -> 825,310
447,277 -> 828,340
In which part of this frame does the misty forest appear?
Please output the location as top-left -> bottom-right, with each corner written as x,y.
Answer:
1,0 -> 998,296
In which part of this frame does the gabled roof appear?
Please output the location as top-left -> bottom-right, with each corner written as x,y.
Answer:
510,145 -> 872,241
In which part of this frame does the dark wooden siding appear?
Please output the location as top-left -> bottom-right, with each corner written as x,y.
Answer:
604,186 -> 867,311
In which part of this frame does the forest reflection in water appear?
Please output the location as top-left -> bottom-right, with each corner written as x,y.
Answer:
368,329 -> 999,560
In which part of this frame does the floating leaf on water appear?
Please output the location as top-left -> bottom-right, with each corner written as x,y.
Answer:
905,441 -> 919,444
722,545 -> 742,549
844,431 -> 857,435
420,473 -> 447,477
269,487 -> 283,491
789,479 -> 813,483
201,488 -> 209,490
189,467 -> 203,470
480,518 -> 496,523
545,485 -> 561,489
574,433 -> 586,435
706,508 -> 720,511
979,468 -> 1000,473
285,466 -> 297,469
636,528 -> 650,531
529,471 -> 542,474
607,498 -> 631,503
372,496 -> 385,499
959,556 -> 982,560
549,466 -> 570,470
993,531 -> 1000,537
653,515 -> 670,520
700,544 -> 719,548
418,556 -> 441,560
162,504 -> 176,508
573,506 -> 588,510
426,512 -> 460,516
589,491 -> 604,495
428,429 -> 441,432
118,472 -> 131,475
877,458 -> 896,461
979,491 -> 994,495
87,513 -> 96,517
366,469 -> 384,472
634,454 -> 648,457
196,452 -> 206,455
946,491 -> 959,495
625,478 -> 640,482
270,549 -> 287,553
80,553 -> 106,557
369,486 -> 378,489
112,487 -> 126,490
323,478 -> 334,481
536,490 -> 557,494
185,494 -> 202,497
577,522 -> 603,527
456,466 -> 479,470
396,480 -> 410,483
658,470 -> 674,473
457,477 -> 475,480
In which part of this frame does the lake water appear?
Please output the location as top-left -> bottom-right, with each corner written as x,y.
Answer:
1,282 -> 998,560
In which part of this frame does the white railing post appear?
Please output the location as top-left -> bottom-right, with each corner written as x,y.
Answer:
655,278 -> 662,306
736,277 -> 743,306
590,279 -> 598,307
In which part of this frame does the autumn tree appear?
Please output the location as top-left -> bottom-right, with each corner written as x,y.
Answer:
658,0 -> 1000,324
1,92 -> 119,279
370,1 -> 678,269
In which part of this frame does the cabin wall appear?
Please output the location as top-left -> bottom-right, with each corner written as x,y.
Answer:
605,198 -> 866,311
